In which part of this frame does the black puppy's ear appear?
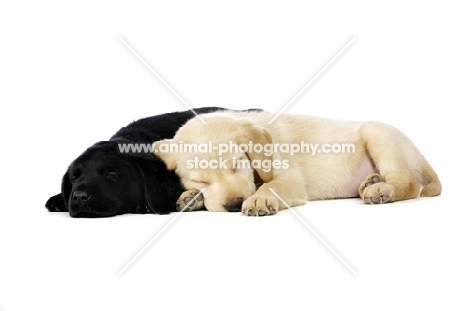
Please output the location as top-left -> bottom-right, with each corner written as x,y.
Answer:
134,155 -> 182,214
61,169 -> 72,210
152,139 -> 178,170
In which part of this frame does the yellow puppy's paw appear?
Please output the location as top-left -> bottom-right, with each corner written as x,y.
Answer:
241,196 -> 279,216
359,174 -> 383,196
359,174 -> 394,204
176,189 -> 204,212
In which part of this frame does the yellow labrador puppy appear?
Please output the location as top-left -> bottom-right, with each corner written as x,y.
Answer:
154,111 -> 441,216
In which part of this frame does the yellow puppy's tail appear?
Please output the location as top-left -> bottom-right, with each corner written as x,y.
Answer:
420,160 -> 442,197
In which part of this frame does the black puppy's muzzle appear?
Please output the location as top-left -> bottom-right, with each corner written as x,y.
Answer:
72,190 -> 91,209
69,190 -> 101,217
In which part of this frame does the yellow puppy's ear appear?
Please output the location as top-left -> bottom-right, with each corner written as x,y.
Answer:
237,123 -> 273,183
153,139 -> 178,170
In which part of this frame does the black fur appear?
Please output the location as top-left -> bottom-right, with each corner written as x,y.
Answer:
45,107 -> 228,217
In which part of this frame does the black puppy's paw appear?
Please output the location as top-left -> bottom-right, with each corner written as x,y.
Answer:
45,194 -> 68,212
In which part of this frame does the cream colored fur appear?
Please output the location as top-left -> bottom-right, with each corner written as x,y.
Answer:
154,111 -> 441,216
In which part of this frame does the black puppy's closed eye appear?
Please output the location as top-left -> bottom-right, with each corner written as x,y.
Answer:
97,166 -> 118,180
105,171 -> 117,179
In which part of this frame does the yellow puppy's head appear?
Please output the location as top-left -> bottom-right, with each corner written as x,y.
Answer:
154,113 -> 272,212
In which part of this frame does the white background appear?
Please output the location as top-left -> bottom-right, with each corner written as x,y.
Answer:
0,1 -> 467,310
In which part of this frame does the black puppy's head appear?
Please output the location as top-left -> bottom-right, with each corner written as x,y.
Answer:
59,141 -> 181,217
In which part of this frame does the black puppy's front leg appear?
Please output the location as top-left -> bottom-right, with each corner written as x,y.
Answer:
45,194 -> 68,212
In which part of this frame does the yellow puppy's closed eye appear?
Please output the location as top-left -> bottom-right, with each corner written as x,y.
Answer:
191,180 -> 209,185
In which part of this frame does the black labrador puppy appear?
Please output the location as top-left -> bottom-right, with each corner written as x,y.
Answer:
45,107 -> 227,217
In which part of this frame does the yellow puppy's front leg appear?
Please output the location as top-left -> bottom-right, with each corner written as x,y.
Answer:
241,170 -> 307,216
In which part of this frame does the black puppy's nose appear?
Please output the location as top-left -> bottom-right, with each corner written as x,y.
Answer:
224,197 -> 243,212
73,191 -> 90,205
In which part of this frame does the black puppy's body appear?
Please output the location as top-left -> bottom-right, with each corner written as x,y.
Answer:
46,107 -> 225,217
